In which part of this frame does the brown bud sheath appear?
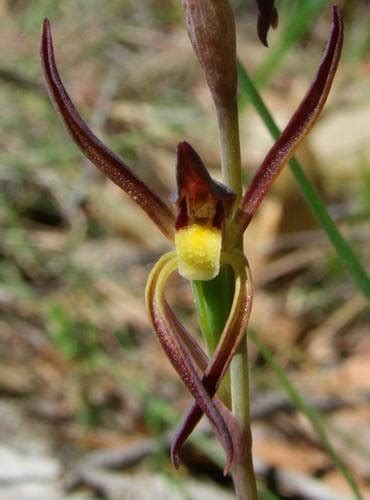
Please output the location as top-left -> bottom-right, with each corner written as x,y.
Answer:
182,0 -> 237,107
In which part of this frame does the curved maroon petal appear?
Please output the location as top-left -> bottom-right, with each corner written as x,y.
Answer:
41,19 -> 175,240
165,300 -> 208,371
232,6 -> 343,243
171,252 -> 253,466
145,253 -> 234,473
164,299 -> 245,470
256,0 -> 279,47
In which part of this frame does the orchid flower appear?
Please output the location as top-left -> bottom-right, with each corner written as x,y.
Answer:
40,5 -> 343,474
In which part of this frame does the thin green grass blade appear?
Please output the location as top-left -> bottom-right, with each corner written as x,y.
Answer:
237,61 -> 370,302
254,0 -> 327,89
249,329 -> 363,500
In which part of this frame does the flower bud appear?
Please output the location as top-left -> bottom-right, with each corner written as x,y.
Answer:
182,0 -> 237,107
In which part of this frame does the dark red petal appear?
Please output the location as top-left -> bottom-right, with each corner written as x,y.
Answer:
164,299 -> 245,471
145,253 -> 234,473
175,142 -> 236,229
233,6 -> 343,240
171,394 -> 245,471
171,252 -> 253,465
256,0 -> 279,47
40,19 -> 175,240
165,301 -> 208,371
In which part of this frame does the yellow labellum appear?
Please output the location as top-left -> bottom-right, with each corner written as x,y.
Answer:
175,224 -> 222,281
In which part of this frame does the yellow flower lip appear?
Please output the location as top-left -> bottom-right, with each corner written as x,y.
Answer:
175,223 -> 222,281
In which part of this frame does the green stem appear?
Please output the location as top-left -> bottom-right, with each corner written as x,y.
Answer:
230,340 -> 258,500
217,95 -> 258,499
192,266 -> 234,404
216,98 -> 243,200
192,92 -> 257,498
192,267 -> 234,354
237,61 -> 370,302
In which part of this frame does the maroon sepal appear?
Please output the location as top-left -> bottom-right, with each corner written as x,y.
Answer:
146,254 -> 234,473
232,6 -> 343,244
41,19 -> 175,241
171,255 -> 252,465
165,301 -> 245,470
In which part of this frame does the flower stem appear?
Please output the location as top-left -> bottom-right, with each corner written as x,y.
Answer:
230,340 -> 258,500
217,95 -> 258,499
192,92 -> 257,499
216,98 -> 243,201
182,2 -> 257,494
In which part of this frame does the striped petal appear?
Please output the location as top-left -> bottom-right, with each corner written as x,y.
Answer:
41,19 -> 175,240
171,250 -> 253,466
145,252 -> 234,473
231,6 -> 343,244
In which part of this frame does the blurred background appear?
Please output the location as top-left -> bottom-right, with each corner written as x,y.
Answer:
0,1 -> 369,498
